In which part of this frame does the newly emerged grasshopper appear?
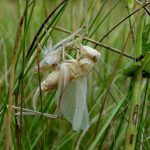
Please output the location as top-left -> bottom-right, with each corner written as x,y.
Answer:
33,45 -> 100,130
14,29 -> 101,130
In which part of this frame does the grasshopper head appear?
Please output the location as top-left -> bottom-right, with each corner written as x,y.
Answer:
82,46 -> 101,63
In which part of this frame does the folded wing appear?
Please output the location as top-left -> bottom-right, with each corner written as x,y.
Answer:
59,76 -> 89,131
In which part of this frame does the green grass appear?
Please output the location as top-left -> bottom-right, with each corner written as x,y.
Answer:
0,0 -> 150,149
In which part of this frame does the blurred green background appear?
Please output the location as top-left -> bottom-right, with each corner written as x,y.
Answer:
0,0 -> 150,149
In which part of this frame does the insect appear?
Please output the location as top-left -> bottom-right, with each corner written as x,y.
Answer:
33,44 -> 100,130
14,29 -> 101,130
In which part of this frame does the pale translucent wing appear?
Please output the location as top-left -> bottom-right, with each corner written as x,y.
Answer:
59,76 -> 89,130
72,76 -> 89,130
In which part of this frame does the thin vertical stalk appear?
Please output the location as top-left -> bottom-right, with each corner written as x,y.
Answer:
5,13 -> 24,150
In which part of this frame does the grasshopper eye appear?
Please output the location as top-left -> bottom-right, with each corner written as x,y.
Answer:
92,54 -> 100,62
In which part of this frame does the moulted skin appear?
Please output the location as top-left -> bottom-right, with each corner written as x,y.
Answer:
34,28 -> 84,72
33,45 -> 101,109
34,46 -> 63,71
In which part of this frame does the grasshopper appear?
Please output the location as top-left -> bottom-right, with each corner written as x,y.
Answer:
33,44 -> 100,130
14,29 -> 101,130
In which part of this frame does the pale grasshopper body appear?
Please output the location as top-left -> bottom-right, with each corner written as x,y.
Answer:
33,45 -> 100,130
13,27 -> 101,130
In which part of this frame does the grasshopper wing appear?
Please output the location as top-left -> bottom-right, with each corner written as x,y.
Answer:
59,76 -> 89,131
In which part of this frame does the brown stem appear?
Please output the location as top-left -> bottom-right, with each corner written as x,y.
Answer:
6,11 -> 24,150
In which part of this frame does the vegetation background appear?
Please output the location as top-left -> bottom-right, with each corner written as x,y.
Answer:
0,0 -> 150,149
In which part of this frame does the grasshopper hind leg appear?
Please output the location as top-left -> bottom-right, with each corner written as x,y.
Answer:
12,106 -> 60,119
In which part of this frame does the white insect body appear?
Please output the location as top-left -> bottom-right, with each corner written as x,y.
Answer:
33,45 -> 101,130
